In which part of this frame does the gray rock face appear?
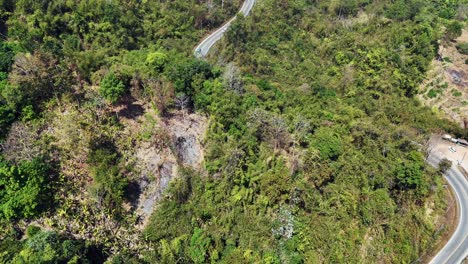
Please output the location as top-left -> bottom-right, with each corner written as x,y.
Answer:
140,161 -> 174,216
134,112 -> 207,226
174,135 -> 200,165
166,113 -> 206,166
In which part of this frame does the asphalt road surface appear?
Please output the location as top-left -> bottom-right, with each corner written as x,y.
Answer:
193,2 -> 467,262
427,155 -> 468,264
194,0 -> 256,57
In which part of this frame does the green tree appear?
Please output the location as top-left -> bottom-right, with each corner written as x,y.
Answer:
168,59 -> 214,97
438,158 -> 452,173
189,228 -> 211,264
446,21 -> 463,41
10,229 -> 90,263
88,147 -> 128,213
146,51 -> 168,73
0,158 -> 51,221
311,127 -> 343,160
99,72 -> 126,103
395,151 -> 425,190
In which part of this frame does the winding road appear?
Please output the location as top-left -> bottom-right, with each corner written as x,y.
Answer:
193,1 -> 467,262
427,154 -> 468,264
194,0 -> 256,57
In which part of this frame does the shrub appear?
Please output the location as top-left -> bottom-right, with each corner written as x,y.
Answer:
146,52 -> 168,73
99,72 -> 126,103
438,158 -> 452,173
0,158 -> 51,221
451,90 -> 462,97
88,147 -> 128,213
446,21 -> 463,40
26,225 -> 41,238
427,89 -> 438,98
456,42 -> 468,55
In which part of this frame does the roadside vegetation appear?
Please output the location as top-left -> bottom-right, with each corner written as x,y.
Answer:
0,0 -> 466,263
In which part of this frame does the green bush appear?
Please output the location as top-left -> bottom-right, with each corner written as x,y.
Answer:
99,72 -> 126,104
456,42 -> 468,55
451,90 -> 462,97
146,51 -> 168,73
0,158 -> 51,221
395,151 -> 425,190
427,89 -> 439,98
26,225 -> 41,238
446,21 -> 462,40
88,147 -> 128,213
10,230 -> 92,263
312,127 -> 343,160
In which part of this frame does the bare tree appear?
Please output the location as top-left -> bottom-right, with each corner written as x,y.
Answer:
456,4 -> 467,21
174,93 -> 191,113
223,62 -> 243,94
268,116 -> 290,150
144,78 -> 174,115
1,122 -> 41,163
247,108 -> 290,150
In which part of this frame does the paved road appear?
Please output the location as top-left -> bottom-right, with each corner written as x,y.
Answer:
427,155 -> 468,264
194,0 -> 256,57
193,1 -> 467,262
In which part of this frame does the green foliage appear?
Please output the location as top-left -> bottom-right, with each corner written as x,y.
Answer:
189,228 -> 211,263
451,89 -> 462,97
0,104 -> 15,138
144,0 -> 458,262
168,58 -> 215,97
445,21 -> 463,40
26,225 -> 41,238
438,158 -> 452,173
385,0 -> 423,21
395,151 -> 426,191
0,41 -> 18,73
88,146 -> 128,214
0,158 -> 51,221
312,127 -> 343,160
360,189 -> 395,225
146,51 -> 168,73
0,233 -> 23,263
99,72 -> 126,103
427,89 -> 440,98
0,0 -> 461,262
5,229 -> 95,263
456,42 -> 468,55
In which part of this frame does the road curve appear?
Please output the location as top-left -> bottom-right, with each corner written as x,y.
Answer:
193,1 -> 467,262
194,0 -> 256,57
427,155 -> 468,264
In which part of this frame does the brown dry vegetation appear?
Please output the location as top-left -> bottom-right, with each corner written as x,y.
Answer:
419,29 -> 468,128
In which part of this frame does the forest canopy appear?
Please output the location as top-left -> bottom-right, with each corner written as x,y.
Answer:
0,0 -> 466,263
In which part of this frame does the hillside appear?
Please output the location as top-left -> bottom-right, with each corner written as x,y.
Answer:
419,29 -> 468,128
0,0 -> 466,263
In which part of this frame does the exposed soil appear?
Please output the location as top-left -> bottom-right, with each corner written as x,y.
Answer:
131,111 -> 207,227
429,135 -> 468,171
418,29 -> 468,128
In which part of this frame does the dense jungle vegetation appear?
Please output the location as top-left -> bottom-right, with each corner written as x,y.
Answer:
0,0 -> 466,263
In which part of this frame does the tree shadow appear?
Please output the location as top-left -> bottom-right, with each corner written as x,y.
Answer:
117,95 -> 145,120
124,180 -> 142,210
118,103 -> 144,119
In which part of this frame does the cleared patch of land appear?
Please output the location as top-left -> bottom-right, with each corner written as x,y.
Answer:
419,30 -> 468,128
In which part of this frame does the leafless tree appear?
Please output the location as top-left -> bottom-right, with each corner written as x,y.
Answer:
247,108 -> 290,150
1,122 -> 41,163
175,93 -> 191,113
268,116 -> 290,150
456,4 -> 467,21
223,62 -> 243,94
144,78 -> 174,115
